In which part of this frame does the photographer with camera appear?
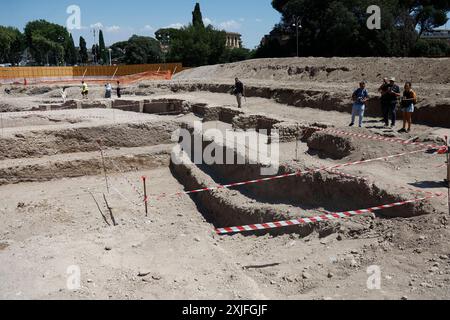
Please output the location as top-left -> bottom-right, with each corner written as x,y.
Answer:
383,77 -> 401,128
349,81 -> 369,128
232,78 -> 245,109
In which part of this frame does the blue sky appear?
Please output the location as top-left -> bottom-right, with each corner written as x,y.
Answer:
0,0 -> 281,49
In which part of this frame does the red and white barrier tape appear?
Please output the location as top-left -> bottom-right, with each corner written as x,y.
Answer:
308,125 -> 443,150
215,193 -> 443,235
148,147 -> 433,202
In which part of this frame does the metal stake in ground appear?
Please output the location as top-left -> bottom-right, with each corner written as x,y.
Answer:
97,140 -> 110,194
142,176 -> 149,217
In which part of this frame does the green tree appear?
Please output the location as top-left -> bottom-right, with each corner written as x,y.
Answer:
159,2 -> 252,66
98,30 -> 108,64
65,33 -> 78,65
91,44 -> 99,64
168,25 -> 226,67
123,35 -> 162,64
192,3 -> 204,28
263,0 -> 449,57
24,20 -> 71,65
155,28 -> 183,62
221,47 -> 253,63
31,33 -> 64,65
413,38 -> 450,57
0,26 -> 25,64
110,40 -> 128,64
410,0 -> 450,36
79,36 -> 88,64
155,28 -> 182,46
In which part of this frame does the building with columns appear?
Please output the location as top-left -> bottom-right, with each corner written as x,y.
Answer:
225,32 -> 242,49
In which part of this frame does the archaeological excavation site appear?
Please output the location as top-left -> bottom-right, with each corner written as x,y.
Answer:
1,57 -> 450,300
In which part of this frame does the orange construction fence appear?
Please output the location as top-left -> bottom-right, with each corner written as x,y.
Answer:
0,63 -> 184,80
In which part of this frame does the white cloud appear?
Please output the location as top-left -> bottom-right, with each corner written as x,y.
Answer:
255,18 -> 262,22
166,23 -> 184,29
105,25 -> 121,33
203,17 -> 214,25
218,20 -> 241,31
90,22 -> 103,29
142,25 -> 154,31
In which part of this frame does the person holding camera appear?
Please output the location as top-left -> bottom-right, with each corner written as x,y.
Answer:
232,78 -> 245,109
383,77 -> 401,128
399,82 -> 417,133
349,81 -> 369,128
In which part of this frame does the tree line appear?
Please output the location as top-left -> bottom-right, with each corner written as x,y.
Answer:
0,3 -> 253,67
2,1 -> 447,67
255,0 -> 450,58
0,19 -> 104,66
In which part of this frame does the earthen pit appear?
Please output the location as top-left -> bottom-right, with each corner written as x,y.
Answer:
1,98 -> 440,237
170,126 -> 436,236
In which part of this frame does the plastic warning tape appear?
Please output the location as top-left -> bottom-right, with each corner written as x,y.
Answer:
152,147 -> 431,201
215,194 -> 443,235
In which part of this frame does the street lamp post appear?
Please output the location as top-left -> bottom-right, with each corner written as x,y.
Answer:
108,48 -> 112,66
292,16 -> 302,57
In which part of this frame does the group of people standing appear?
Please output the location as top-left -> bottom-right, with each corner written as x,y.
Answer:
350,77 -> 417,133
379,78 -> 417,133
80,81 -> 122,100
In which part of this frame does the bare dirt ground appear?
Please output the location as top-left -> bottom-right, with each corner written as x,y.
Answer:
0,57 -> 450,300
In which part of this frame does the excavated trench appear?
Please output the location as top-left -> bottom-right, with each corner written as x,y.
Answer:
170,122 -> 436,236
0,98 -> 439,236
0,99 -> 187,184
166,82 -> 450,128
0,145 -> 172,186
0,121 -> 178,160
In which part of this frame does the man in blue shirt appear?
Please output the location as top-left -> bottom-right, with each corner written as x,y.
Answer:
349,81 -> 369,128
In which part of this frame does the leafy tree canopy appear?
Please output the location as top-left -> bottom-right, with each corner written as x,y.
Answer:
24,19 -> 72,65
79,36 -> 88,64
118,35 -> 162,64
261,0 -> 450,57
192,2 -> 205,28
0,26 -> 25,64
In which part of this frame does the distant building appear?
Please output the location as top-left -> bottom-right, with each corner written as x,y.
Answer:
421,29 -> 450,44
225,32 -> 242,49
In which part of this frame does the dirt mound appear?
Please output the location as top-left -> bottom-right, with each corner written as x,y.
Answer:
175,57 -> 450,84
307,131 -> 356,159
305,128 -> 443,161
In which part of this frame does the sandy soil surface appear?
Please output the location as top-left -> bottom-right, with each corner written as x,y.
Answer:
1,167 -> 449,300
174,57 -> 450,85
